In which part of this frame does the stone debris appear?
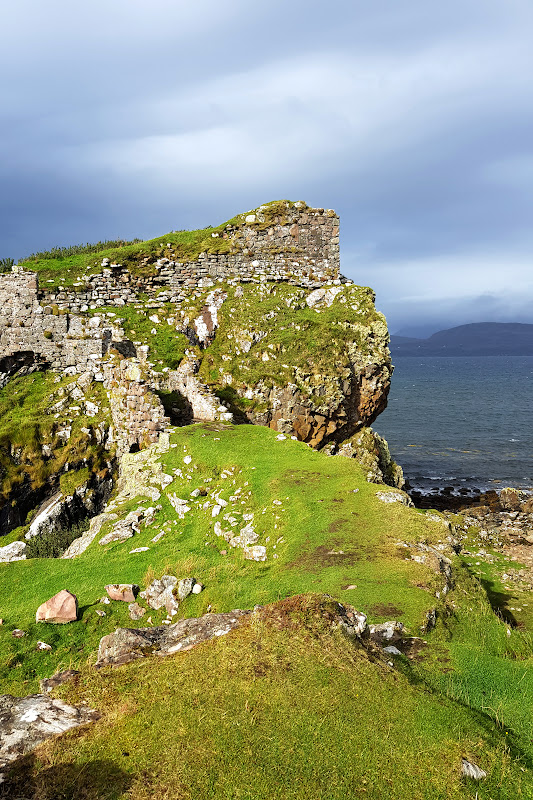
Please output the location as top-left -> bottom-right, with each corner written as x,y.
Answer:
335,605 -> 368,638
369,621 -> 405,645
383,645 -> 402,656
62,512 -> 118,559
36,641 -> 52,651
96,609 -> 251,667
0,694 -> 99,779
461,758 -> 487,780
99,507 -> 153,546
130,547 -> 149,553
243,545 -> 267,562
140,575 -> 179,616
11,630 -> 25,638
128,602 -> 146,621
177,577 -> 196,600
376,490 -> 413,507
105,584 -> 139,603
36,590 -> 78,624
192,582 -> 203,594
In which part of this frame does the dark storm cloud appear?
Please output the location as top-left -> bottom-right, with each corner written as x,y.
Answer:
1,0 -> 532,333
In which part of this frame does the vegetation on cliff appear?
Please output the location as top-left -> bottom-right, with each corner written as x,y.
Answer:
18,201 -> 308,290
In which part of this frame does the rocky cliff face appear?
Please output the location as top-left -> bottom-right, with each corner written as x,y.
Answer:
192,282 -> 392,448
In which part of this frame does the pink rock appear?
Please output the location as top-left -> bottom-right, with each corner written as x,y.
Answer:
36,590 -> 78,624
105,584 -> 139,603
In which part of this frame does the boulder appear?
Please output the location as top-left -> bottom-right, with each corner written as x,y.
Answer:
105,584 -> 139,603
0,540 -> 26,563
36,590 -> 78,624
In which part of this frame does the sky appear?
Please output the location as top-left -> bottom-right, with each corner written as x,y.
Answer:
2,0 -> 532,336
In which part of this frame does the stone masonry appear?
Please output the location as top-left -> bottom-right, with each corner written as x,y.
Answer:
40,204 -> 341,311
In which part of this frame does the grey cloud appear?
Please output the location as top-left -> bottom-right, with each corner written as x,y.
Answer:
1,0 -> 532,336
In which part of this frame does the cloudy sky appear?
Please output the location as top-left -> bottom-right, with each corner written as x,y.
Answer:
2,0 -> 532,335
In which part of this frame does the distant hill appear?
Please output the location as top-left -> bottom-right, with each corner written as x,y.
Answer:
390,322 -> 533,356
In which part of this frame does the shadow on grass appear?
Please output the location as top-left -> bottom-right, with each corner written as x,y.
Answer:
1,755 -> 131,800
478,576 -> 519,628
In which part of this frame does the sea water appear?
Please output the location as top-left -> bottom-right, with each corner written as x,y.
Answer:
373,356 -> 533,492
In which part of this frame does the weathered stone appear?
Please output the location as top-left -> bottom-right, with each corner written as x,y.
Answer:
243,545 -> 267,562
0,694 -> 99,778
0,541 -> 26,563
369,621 -> 404,645
177,577 -> 195,600
128,602 -> 146,620
105,584 -> 139,603
461,758 -> 487,780
376,490 -> 413,506
39,669 -> 81,694
96,609 -> 251,667
140,575 -> 179,616
36,590 -> 78,624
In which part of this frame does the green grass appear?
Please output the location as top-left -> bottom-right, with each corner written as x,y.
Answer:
91,305 -> 190,370
0,424 -> 442,695
1,423 -> 533,798
195,281 -> 387,394
18,203 -> 286,291
17,200 -> 316,292
3,596 -> 530,800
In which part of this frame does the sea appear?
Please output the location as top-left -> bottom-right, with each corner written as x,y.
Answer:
373,355 -> 533,495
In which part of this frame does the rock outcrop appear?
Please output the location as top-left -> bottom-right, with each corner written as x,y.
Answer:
0,694 -> 99,780
96,610 -> 252,666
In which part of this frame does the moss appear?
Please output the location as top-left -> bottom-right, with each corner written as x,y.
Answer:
59,467 -> 91,497
18,201 -> 311,290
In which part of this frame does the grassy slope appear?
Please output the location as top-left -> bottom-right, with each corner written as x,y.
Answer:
0,424 -> 532,798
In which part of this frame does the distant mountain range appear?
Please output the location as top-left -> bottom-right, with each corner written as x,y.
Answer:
390,322 -> 533,356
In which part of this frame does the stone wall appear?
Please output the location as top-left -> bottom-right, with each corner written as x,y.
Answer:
0,269 -> 109,375
40,204 -> 341,311
103,360 -> 169,455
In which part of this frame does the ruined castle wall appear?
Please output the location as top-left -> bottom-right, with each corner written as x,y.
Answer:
40,206 -> 341,311
0,269 -> 109,373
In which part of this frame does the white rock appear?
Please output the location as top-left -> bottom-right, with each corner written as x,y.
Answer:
192,583 -> 203,594
36,641 -> 52,651
243,545 -> 267,562
461,759 -> 487,780
0,541 -> 27,563
129,547 -> 149,553
383,645 -> 402,656
183,455 -> 192,465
